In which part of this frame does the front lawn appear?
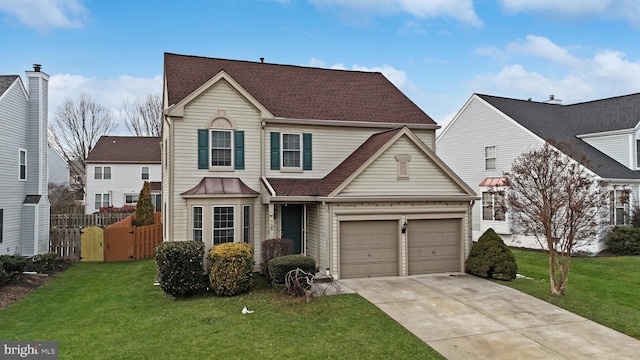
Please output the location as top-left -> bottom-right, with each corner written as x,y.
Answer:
0,259 -> 443,359
501,249 -> 640,339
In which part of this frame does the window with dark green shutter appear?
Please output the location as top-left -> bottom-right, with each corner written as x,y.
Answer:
234,130 -> 244,170
198,129 -> 209,169
303,133 -> 312,170
270,132 -> 280,170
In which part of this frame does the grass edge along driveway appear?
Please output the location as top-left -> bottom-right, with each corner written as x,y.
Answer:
0,259 -> 443,360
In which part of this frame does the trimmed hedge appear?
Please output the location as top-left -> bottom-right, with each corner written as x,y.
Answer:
260,238 -> 294,277
209,242 -> 254,296
0,255 -> 27,273
605,226 -> 640,255
465,228 -> 517,281
155,241 -> 206,298
269,254 -> 316,284
31,252 -> 67,273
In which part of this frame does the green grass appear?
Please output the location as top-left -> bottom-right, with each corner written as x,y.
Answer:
500,249 -> 640,339
0,260 -> 443,360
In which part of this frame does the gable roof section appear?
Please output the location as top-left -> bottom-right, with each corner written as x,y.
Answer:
85,136 -> 161,163
0,75 -> 21,101
477,93 -> 640,180
266,127 -> 476,198
164,53 -> 436,125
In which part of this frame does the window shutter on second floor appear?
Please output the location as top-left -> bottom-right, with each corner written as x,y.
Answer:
270,132 -> 280,170
198,129 -> 209,169
303,133 -> 312,170
234,130 -> 244,170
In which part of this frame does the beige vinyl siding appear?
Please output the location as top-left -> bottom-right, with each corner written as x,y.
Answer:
436,96 -> 543,233
341,136 -> 464,196
582,133 -> 631,168
329,201 -> 471,279
170,80 -> 263,242
306,204 -> 319,262
0,79 -> 28,255
412,129 -> 435,151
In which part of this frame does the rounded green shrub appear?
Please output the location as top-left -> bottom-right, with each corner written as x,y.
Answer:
260,238 -> 294,277
465,228 -> 517,281
31,252 -> 64,273
209,242 -> 254,296
155,241 -> 206,298
0,255 -> 27,273
605,226 -> 640,255
269,254 -> 316,284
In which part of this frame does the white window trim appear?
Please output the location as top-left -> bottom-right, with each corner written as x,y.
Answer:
484,145 -> 496,170
94,166 -> 112,180
610,189 -> 630,226
124,194 -> 139,205
242,205 -> 251,244
141,166 -> 149,180
18,148 -> 27,181
94,193 -> 110,210
281,132 -> 302,171
193,205 -> 203,242
209,129 -> 234,171
212,205 -> 235,246
479,186 -> 510,234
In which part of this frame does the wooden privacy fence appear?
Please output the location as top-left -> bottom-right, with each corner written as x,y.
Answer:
51,213 -> 129,228
49,212 -> 162,262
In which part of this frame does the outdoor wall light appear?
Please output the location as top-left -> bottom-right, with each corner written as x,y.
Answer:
401,222 -> 408,234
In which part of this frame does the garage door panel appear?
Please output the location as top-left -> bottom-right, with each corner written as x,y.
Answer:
340,220 -> 398,279
408,219 -> 461,275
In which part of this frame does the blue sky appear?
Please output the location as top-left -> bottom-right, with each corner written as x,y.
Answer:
2,0 -> 640,133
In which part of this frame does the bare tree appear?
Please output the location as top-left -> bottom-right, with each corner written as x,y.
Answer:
505,142 -> 607,296
121,93 -> 162,137
49,92 -> 117,199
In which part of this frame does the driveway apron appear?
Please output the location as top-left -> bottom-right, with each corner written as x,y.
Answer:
340,274 -> 640,359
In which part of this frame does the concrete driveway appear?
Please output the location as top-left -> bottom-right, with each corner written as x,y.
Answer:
340,274 -> 640,359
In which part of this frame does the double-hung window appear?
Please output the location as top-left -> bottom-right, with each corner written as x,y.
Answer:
141,166 -> 149,180
213,206 -> 234,245
482,191 -> 505,221
610,190 -> 630,226
193,206 -> 203,242
125,194 -> 138,205
94,166 -> 112,180
282,133 -> 301,169
484,146 -> 496,170
211,129 -> 233,167
19,149 -> 27,180
94,193 -> 110,209
242,205 -> 251,243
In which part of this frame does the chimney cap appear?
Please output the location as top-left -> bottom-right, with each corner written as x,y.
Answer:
33,64 -> 42,72
260,57 -> 264,63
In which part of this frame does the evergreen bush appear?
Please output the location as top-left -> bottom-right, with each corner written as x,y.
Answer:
31,252 -> 65,273
209,242 -> 254,296
260,238 -> 294,277
269,254 -> 316,284
0,255 -> 27,273
465,228 -> 517,281
605,226 -> 640,255
135,181 -> 155,226
155,241 -> 206,297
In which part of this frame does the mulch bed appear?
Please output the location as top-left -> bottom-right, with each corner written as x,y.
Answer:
0,274 -> 51,309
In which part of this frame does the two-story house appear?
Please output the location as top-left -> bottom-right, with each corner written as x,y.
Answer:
437,93 -> 640,254
85,136 -> 161,214
162,53 -> 477,279
0,65 -> 50,256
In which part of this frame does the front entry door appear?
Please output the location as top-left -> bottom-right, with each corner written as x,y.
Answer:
281,204 -> 303,254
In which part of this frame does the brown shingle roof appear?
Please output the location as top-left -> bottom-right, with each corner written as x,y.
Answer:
267,128 -> 402,196
85,136 -> 161,163
164,53 -> 436,125
0,75 -> 19,97
181,177 -> 259,196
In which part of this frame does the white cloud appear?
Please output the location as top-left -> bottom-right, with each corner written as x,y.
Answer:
308,0 -> 482,27
49,73 -> 162,134
306,58 -> 413,91
472,35 -> 640,103
500,0 -> 640,25
0,0 -> 89,32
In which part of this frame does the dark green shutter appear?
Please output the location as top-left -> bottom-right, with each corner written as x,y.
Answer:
197,129 -> 208,169
303,133 -> 312,170
270,132 -> 280,170
234,130 -> 244,170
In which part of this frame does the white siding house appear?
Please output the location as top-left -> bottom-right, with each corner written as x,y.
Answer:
0,65 -> 50,256
437,93 -> 640,254
48,145 -> 69,185
163,53 -> 477,279
85,136 -> 161,214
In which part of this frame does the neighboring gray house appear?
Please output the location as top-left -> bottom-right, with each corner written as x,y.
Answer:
48,145 -> 69,185
163,53 -> 477,279
437,93 -> 640,254
0,65 -> 50,256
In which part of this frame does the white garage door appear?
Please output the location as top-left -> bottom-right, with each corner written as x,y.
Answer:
407,219 -> 461,275
340,220 -> 398,279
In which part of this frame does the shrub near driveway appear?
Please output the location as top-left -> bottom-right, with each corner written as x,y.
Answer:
0,260 -> 444,359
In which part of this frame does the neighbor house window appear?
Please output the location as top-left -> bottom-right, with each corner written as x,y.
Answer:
94,166 -> 112,180
242,205 -> 251,243
485,146 -> 496,170
0,209 -> 3,243
141,166 -> 149,180
213,206 -> 234,245
211,129 -> 233,167
19,149 -> 27,180
482,191 -> 505,221
637,140 -> 640,168
124,194 -> 138,205
151,194 -> 161,212
193,206 -> 203,242
94,193 -> 110,210
610,190 -> 630,226
282,133 -> 301,168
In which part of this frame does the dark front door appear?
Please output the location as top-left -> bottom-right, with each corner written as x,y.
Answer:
281,204 -> 303,254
